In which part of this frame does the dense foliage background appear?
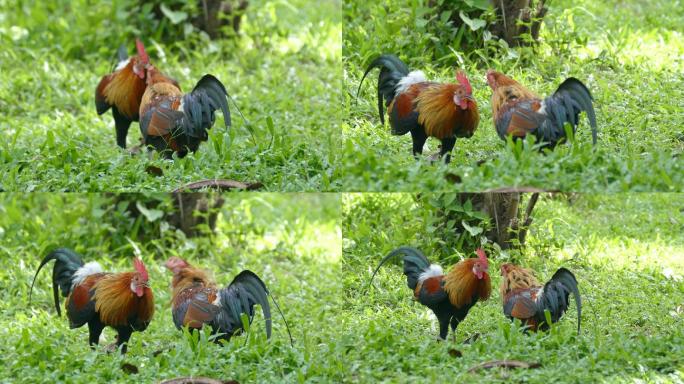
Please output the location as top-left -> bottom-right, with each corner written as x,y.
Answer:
343,0 -> 684,191
342,193 -> 684,382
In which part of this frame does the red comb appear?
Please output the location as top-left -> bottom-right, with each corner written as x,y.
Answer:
164,256 -> 189,273
476,248 -> 488,264
457,71 -> 472,94
135,39 -> 149,64
134,258 -> 149,281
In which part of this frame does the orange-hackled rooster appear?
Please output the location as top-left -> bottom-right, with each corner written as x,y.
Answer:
29,248 -> 154,353
95,39 -> 179,149
164,257 -> 291,344
357,54 -> 479,163
486,70 -> 597,147
138,66 -> 232,158
500,263 -> 581,333
368,247 -> 491,340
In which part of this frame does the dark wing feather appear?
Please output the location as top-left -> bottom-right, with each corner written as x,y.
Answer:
172,287 -> 218,330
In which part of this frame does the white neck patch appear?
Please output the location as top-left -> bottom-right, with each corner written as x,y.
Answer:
71,262 -> 103,289
418,264 -> 444,283
395,70 -> 427,94
115,58 -> 131,71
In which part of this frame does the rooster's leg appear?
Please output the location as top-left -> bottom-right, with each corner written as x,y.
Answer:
115,327 -> 133,354
112,108 -> 132,149
449,317 -> 460,343
437,316 -> 450,341
439,137 -> 456,164
410,129 -> 427,159
87,320 -> 105,348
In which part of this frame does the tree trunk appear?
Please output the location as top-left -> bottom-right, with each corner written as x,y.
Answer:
194,0 -> 249,38
489,0 -> 548,46
112,193 -> 225,238
458,193 -> 539,249
143,0 -> 249,39
436,0 -> 548,47
167,193 -> 225,237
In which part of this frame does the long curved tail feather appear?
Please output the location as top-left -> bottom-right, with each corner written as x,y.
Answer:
357,54 -> 410,124
368,246 -> 431,292
29,248 -> 84,316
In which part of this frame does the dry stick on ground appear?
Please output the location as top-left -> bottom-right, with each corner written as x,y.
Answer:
468,359 -> 542,373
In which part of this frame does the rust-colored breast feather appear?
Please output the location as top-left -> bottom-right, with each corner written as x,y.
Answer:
460,100 -> 480,137
443,258 -> 491,308
69,273 -> 105,310
414,275 -> 443,298
415,84 -> 479,140
101,59 -> 147,120
391,83 -> 428,118
93,272 -> 154,327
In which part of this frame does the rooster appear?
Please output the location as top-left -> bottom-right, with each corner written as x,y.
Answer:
500,263 -> 581,333
139,67 -> 232,158
95,39 -> 179,148
357,54 -> 479,163
486,70 -> 597,147
368,247 -> 491,340
164,257 -> 292,344
29,248 -> 154,353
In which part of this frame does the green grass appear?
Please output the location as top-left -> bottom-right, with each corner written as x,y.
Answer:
0,193 -> 344,383
342,0 -> 684,191
342,193 -> 684,382
0,0 -> 342,191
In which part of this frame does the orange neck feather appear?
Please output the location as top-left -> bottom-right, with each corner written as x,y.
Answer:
443,258 -> 491,307
170,266 -> 216,300
415,84 -> 479,139
93,272 -> 154,326
490,77 -> 538,119
103,59 -> 147,119
500,264 -> 540,299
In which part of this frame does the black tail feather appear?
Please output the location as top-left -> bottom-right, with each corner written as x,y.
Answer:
215,270 -> 292,345
542,267 -> 581,334
181,74 -> 231,139
29,248 -> 84,317
117,44 -> 128,63
368,246 -> 431,292
356,54 -> 410,125
554,78 -> 597,144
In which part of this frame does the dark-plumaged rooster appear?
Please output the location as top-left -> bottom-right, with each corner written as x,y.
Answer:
486,70 -> 597,147
95,39 -> 179,148
500,263 -> 581,333
164,257 -> 292,344
139,67 -> 232,158
357,54 -> 479,163
368,247 -> 491,340
29,248 -> 154,353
